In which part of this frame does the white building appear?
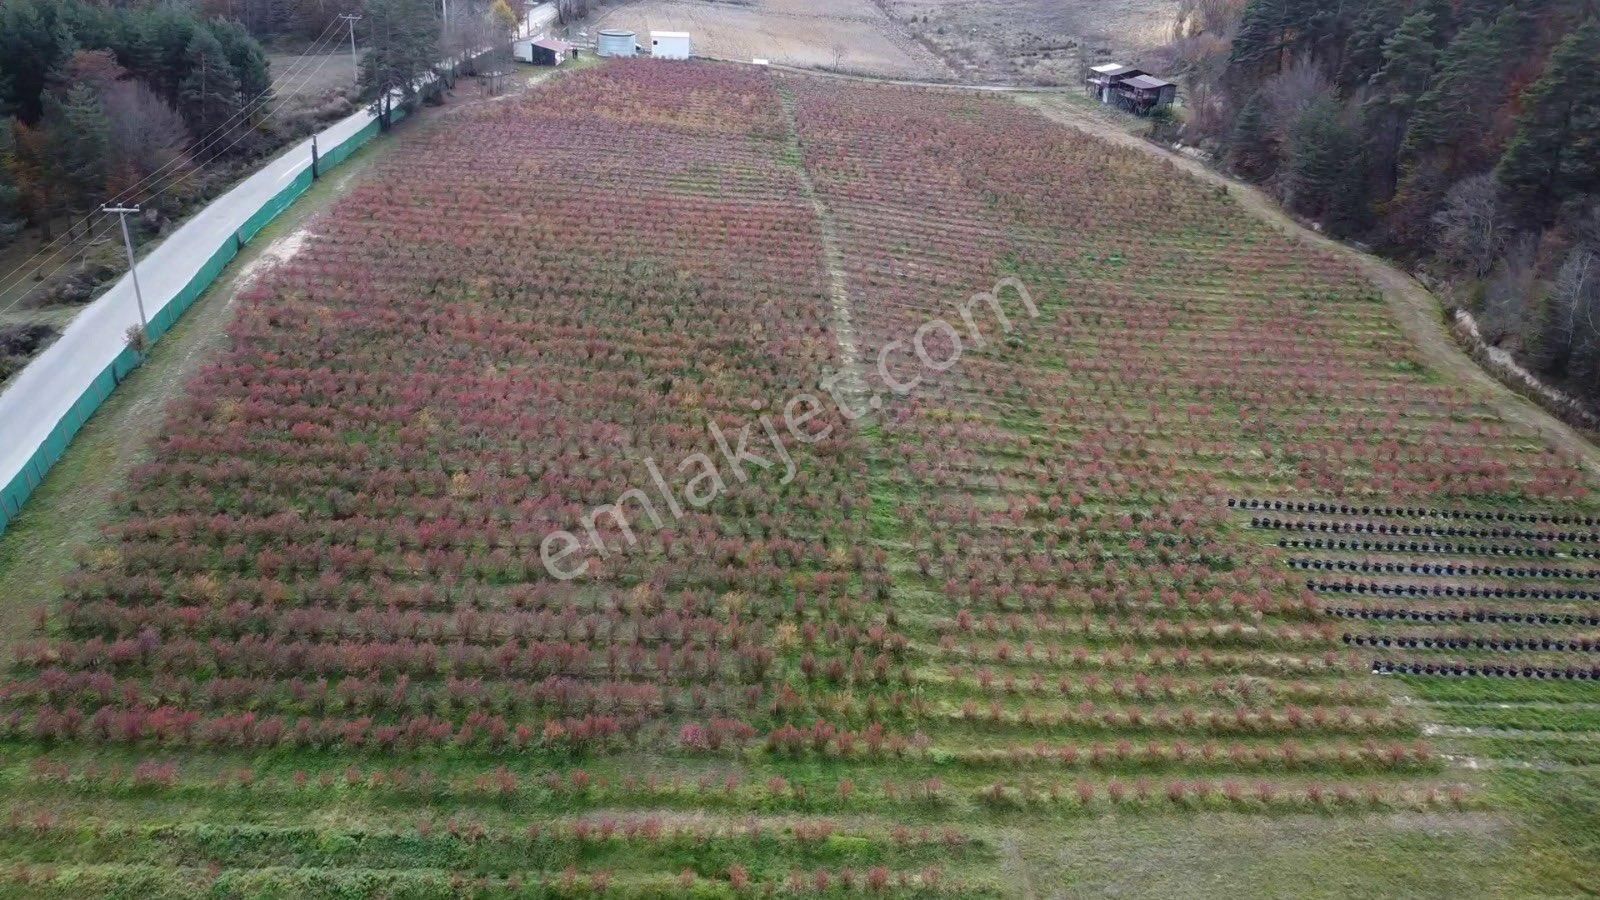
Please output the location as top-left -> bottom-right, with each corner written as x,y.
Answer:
650,31 -> 691,60
522,2 -> 558,39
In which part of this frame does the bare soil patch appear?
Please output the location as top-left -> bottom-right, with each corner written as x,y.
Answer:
589,0 -> 948,78
269,51 -> 360,101
876,0 -> 1181,84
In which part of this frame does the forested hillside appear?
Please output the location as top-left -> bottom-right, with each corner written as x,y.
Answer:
1169,0 -> 1600,404
0,0 -> 272,243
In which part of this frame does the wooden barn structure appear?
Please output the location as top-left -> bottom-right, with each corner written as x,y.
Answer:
516,36 -> 576,65
1115,74 -> 1176,115
530,38 -> 576,66
1085,63 -> 1142,103
1084,63 -> 1176,116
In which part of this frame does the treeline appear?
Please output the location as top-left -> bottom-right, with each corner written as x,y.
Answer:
0,0 -> 272,241
199,0 -> 543,44
1170,0 -> 1600,401
195,0 -> 363,42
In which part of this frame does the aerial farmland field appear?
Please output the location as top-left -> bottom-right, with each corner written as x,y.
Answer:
0,60 -> 1597,897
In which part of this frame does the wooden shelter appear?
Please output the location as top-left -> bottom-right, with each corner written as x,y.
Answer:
1086,63 -> 1176,116
1112,74 -> 1176,115
1085,63 -> 1143,104
529,38 -> 576,66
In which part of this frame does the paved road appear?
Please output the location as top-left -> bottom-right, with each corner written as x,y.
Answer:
0,101 -> 381,502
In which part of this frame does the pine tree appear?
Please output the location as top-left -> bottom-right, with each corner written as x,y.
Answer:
1373,10 -> 1441,105
1350,7 -> 1444,217
1497,19 -> 1600,224
0,118 -> 23,242
1418,0 -> 1457,45
1288,93 -> 1360,226
1355,94 -> 1407,205
0,0 -> 76,122
1339,0 -> 1404,89
179,27 -> 242,141
43,84 -> 108,216
360,0 -> 440,124
211,20 -> 272,111
1226,91 -> 1279,180
1402,18 -> 1513,171
1227,0 -> 1293,79
1458,0 -> 1508,28
141,3 -> 201,103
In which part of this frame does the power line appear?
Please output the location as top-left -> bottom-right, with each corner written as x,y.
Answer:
0,43 -> 348,316
0,19 -> 348,298
0,24 -> 351,307
119,45 -> 347,206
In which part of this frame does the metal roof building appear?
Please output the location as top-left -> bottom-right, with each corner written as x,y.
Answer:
1085,64 -> 1176,115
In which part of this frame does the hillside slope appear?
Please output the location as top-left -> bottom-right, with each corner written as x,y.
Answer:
0,60 -> 1595,897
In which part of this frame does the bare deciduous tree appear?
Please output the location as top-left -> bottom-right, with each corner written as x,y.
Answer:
1262,58 -> 1329,144
1433,174 -> 1509,278
1537,245 -> 1600,377
103,80 -> 191,201
1480,232 -> 1537,344
442,1 -> 498,75
1171,0 -> 1247,42
556,0 -> 590,26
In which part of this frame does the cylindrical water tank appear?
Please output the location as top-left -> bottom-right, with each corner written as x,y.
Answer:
597,29 -> 637,57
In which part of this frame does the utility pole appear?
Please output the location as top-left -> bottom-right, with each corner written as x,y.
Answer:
102,205 -> 149,342
339,13 -> 362,87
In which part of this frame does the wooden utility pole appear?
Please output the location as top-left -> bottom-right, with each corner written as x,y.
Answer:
340,14 -> 362,88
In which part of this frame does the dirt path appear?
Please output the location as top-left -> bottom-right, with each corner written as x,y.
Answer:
775,84 -> 872,413
1011,94 -> 1600,478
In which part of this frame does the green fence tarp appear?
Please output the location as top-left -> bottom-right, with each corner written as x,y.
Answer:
319,119 -> 380,172
0,113 -> 384,539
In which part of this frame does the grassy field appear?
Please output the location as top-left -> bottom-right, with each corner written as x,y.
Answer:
0,60 -> 1596,897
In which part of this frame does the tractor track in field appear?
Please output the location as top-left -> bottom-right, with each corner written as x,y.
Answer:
775,84 -> 873,416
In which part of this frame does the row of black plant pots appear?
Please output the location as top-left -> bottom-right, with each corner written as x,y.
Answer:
1230,498 -> 1600,526
1372,659 -> 1600,679
1251,517 -> 1597,543
1346,633 -> 1599,653
1290,558 -> 1600,579
1326,606 -> 1600,627
1277,538 -> 1586,559
1308,580 -> 1599,601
